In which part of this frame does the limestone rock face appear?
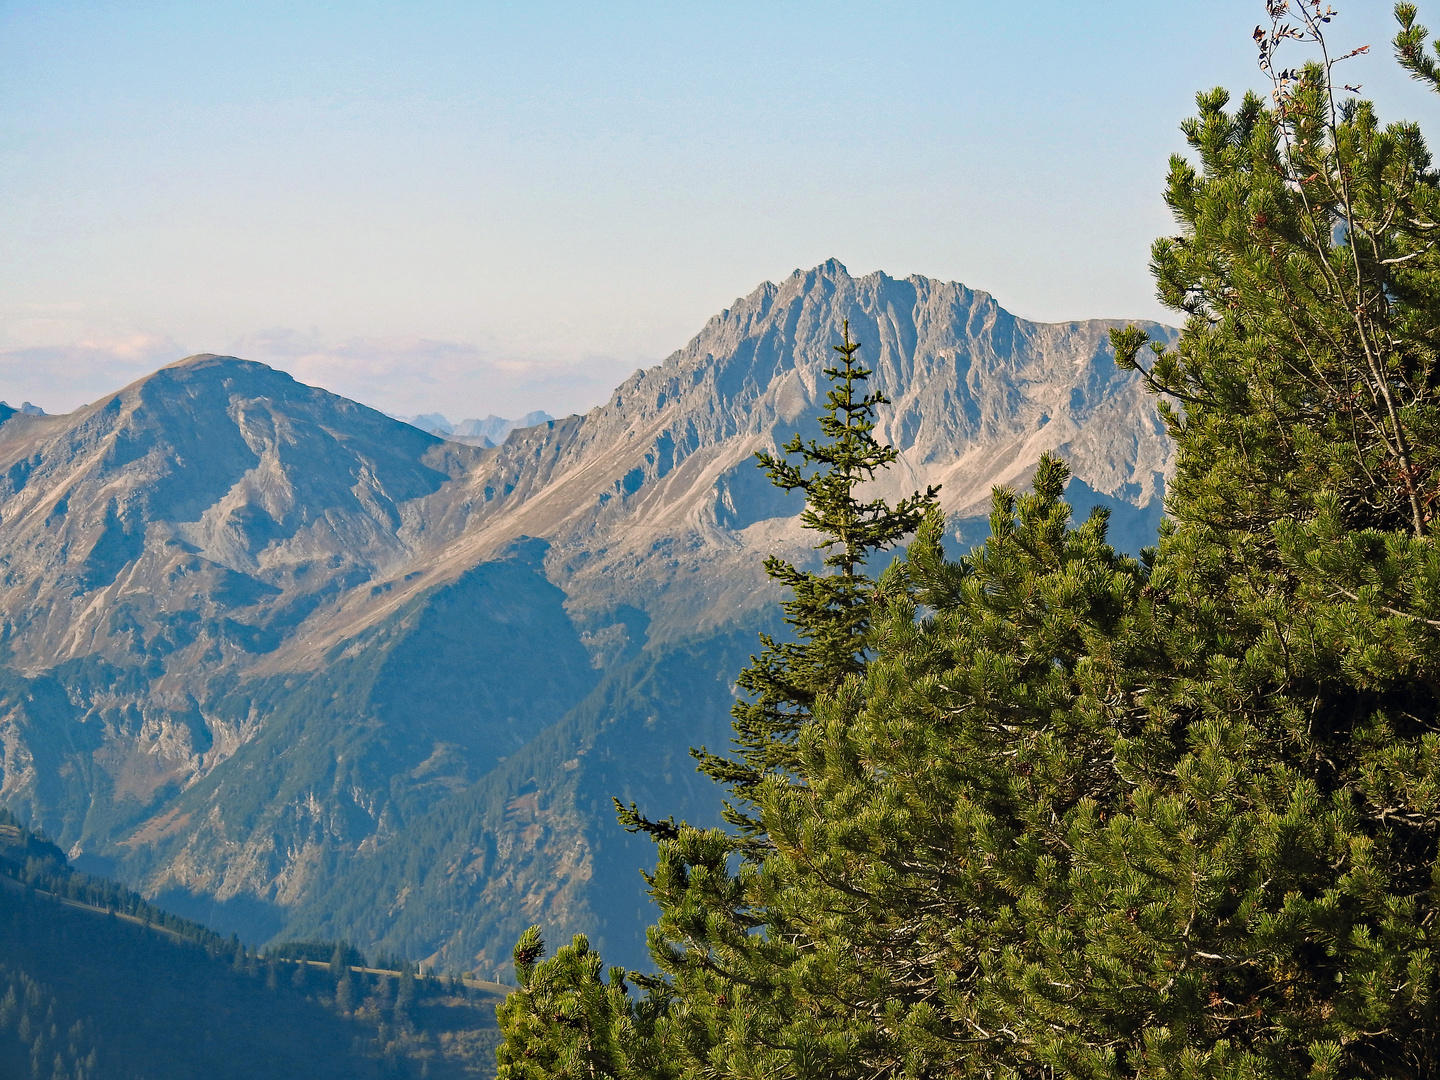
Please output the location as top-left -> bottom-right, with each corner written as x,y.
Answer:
0,356 -> 464,668
0,263 -> 1174,974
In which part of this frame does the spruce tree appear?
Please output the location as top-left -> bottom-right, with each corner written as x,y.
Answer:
705,318 -> 936,796
638,319 -> 938,1073
335,971 -> 355,1015
622,319 -> 938,836
510,320 -> 938,1077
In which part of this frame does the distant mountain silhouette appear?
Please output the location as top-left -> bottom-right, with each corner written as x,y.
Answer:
394,410 -> 555,447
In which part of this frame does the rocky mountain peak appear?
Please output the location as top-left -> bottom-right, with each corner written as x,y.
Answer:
0,263 -> 1178,976
0,354 -> 472,672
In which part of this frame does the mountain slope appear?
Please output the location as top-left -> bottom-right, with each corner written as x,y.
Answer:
0,262 -> 1175,975
0,810 -> 506,1079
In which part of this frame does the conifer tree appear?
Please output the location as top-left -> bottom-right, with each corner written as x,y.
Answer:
495,927 -> 676,1080
691,319 -> 938,827
499,6 -> 1440,1078
749,5 -> 1440,1074
650,454 -> 1164,1080
1082,5 -> 1440,1071
637,320 -> 938,1073
335,971 -> 355,1015
512,321 -> 938,1076
747,4 -> 1440,1075
615,319 -> 938,841
394,960 -> 416,1031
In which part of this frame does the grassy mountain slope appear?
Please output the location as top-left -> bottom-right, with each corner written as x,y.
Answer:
279,628 -> 762,975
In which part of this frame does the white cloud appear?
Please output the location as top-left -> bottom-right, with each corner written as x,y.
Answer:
0,333 -> 190,413
0,325 -> 640,421
228,331 -> 636,421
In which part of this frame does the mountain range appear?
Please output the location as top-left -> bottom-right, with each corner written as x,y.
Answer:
392,411 -> 555,448
0,260 -> 1175,976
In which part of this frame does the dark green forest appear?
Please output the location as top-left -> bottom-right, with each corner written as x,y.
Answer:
0,810 -> 504,1078
495,6 -> 1440,1079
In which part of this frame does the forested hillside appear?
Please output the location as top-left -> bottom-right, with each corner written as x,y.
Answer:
0,811 -> 504,1079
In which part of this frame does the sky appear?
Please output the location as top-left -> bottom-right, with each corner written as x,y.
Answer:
3,0 -> 1438,421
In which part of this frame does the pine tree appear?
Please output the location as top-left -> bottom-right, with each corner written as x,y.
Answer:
499,7 -> 1440,1077
615,319 -> 937,840
689,457 -> 1156,1079
1098,8 -> 1440,1072
751,5 -> 1440,1074
495,927 -> 676,1080
507,321 -> 937,1077
687,319 -> 939,830
744,4 -> 1440,1074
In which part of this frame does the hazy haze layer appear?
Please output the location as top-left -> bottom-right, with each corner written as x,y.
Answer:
3,2 -> 1433,419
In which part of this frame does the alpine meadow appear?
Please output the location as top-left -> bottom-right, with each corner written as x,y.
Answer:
493,5 -> 1440,1079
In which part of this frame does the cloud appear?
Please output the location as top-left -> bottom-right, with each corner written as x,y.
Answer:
0,333 -> 190,413
0,327 -> 641,422
228,331 -> 636,422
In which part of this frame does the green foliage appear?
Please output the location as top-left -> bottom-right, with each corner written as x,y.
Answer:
1113,24 -> 1440,543
534,323 -> 940,1074
689,317 -> 939,826
0,886 -> 372,1079
0,811 -> 504,1078
495,928 -> 675,1080
499,5 -> 1440,1078
0,808 -> 232,956
736,458 -> 1161,1078
644,320 -> 937,1075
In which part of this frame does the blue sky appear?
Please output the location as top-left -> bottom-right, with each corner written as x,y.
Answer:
2,1 -> 1437,419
